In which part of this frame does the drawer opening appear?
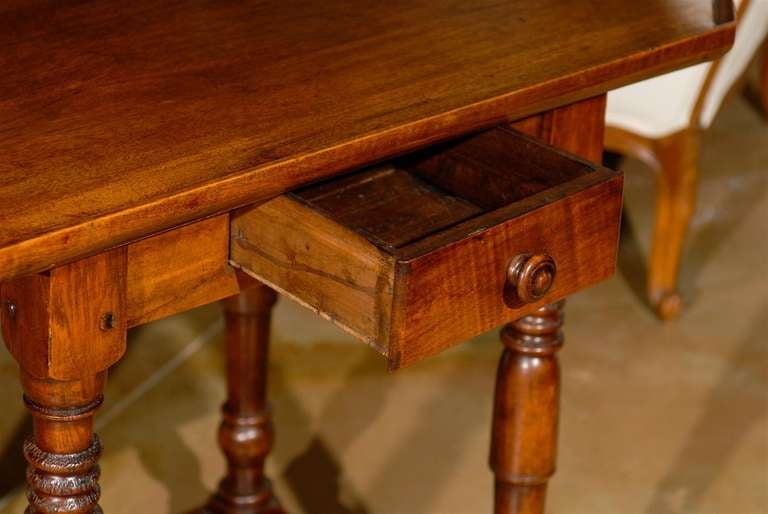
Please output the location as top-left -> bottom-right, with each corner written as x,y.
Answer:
290,126 -> 601,253
231,126 -> 622,369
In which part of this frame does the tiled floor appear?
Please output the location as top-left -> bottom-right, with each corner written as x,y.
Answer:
0,97 -> 766,513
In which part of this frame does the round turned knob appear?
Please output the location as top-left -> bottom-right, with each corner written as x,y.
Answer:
505,254 -> 556,305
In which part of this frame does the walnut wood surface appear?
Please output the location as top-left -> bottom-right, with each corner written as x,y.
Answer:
400,128 -> 589,210
231,125 -> 622,368
231,195 -> 395,356
491,303 -> 564,514
294,165 -> 484,249
3,215 -> 241,334
22,373 -> 106,514
126,215 -> 241,327
205,284 -> 283,514
0,0 -> 733,283
1,250 -> 127,381
0,250 -> 129,514
488,95 -> 607,514
389,172 -> 620,368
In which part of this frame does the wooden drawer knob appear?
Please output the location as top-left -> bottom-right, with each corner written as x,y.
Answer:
506,254 -> 556,305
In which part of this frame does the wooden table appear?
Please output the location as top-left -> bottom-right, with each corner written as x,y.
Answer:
0,2 -> 733,513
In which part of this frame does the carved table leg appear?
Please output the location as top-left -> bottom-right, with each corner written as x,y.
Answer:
22,373 -> 106,514
0,249 -> 128,514
489,302 -> 564,514
205,283 -> 282,514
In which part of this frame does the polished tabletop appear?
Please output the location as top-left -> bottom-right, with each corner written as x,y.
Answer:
0,0 -> 733,281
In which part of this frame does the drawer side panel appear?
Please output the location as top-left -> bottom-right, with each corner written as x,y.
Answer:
231,197 -> 395,355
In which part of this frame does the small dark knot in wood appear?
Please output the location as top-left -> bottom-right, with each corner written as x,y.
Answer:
505,254 -> 556,307
23,436 -> 102,514
99,312 -> 116,331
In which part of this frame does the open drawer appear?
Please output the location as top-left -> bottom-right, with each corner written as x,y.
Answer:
230,126 -> 622,369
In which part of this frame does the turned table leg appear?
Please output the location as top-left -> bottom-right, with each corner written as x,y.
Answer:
490,302 -> 564,514
0,249 -> 128,514
205,283 -> 282,514
22,373 -> 106,514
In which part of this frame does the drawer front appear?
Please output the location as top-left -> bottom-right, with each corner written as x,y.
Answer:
389,174 -> 621,367
231,127 -> 622,369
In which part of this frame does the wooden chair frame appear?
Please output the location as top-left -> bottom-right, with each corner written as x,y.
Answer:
605,3 -> 767,320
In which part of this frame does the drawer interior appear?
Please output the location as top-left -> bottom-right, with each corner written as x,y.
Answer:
293,165 -> 483,250
291,126 -> 599,253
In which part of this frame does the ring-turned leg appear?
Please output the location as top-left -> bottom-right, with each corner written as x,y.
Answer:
0,249 -> 128,514
490,302 -> 564,514
205,283 -> 282,514
22,373 -> 106,514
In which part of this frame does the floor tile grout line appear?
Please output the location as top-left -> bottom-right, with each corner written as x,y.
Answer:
0,319 -> 223,512
96,319 -> 223,430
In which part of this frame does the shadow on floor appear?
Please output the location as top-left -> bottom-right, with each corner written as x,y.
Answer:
0,415 -> 30,500
616,213 -> 653,313
275,351 -> 382,514
680,177 -> 767,305
603,150 -> 656,314
0,336 -> 210,514
139,427 -> 209,514
128,327 -> 220,514
644,305 -> 768,514
273,345 -> 492,514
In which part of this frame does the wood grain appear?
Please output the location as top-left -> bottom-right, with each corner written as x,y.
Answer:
0,249 -> 128,513
489,95 -> 607,514
231,196 -> 395,355
21,372 -> 107,514
544,96 -> 608,163
205,284 -> 283,514
491,303 -> 564,514
402,128 -> 589,210
296,165 -> 482,249
231,126 -> 622,368
126,215 -> 240,327
1,248 -> 127,381
0,0 -> 733,282
390,172 -> 621,368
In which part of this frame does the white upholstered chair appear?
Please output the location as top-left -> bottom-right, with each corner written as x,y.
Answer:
605,0 -> 768,319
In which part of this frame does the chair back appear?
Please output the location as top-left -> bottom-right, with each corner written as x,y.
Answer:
699,0 -> 768,127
